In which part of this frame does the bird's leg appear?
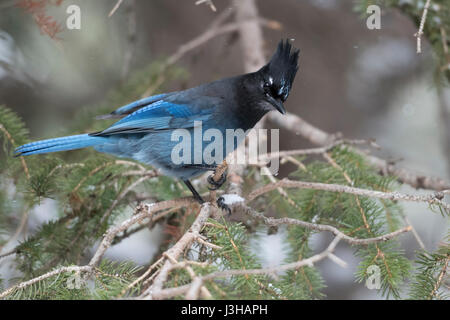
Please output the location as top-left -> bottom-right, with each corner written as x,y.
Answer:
183,162 -> 230,214
183,180 -> 204,204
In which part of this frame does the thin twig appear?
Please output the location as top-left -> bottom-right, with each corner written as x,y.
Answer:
400,212 -> 427,251
258,139 -> 379,162
248,178 -> 450,212
414,0 -> 432,54
0,248 -> 17,260
195,0 -> 217,12
260,166 -> 300,210
118,257 -> 165,298
238,203 -> 412,245
109,0 -> 124,17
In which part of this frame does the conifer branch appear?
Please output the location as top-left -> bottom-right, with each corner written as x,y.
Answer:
148,235 -> 343,300
236,204 -> 412,245
0,123 -> 30,179
141,203 -> 214,299
1,1 -> 448,301
98,173 -> 157,226
0,197 -> 415,299
0,266 -> 93,299
430,254 -> 449,299
0,198 -> 195,298
88,198 -> 195,268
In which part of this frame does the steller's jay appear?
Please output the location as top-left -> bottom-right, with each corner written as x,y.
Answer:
15,39 -> 300,207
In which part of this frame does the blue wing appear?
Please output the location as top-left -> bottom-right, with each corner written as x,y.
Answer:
90,95 -> 217,136
96,93 -> 171,119
110,93 -> 169,116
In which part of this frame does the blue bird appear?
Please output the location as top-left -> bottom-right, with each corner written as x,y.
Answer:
15,40 -> 300,206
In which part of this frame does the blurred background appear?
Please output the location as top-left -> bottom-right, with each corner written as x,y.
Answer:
0,0 -> 448,299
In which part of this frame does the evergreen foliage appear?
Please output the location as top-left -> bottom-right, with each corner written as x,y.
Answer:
0,6 -> 449,298
3,95 -> 447,299
409,233 -> 449,299
244,148 -> 412,299
355,0 -> 450,84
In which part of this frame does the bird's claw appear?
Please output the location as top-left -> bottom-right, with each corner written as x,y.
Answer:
217,196 -> 231,215
207,169 -> 227,190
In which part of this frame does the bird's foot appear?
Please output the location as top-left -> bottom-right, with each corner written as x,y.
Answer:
207,168 -> 228,190
217,196 -> 231,215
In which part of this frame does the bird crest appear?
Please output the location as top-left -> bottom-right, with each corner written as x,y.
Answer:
261,39 -> 300,101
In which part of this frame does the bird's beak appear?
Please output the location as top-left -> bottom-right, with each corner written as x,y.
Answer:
269,96 -> 286,115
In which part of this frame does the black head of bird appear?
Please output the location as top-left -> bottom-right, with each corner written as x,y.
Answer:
254,39 -> 300,115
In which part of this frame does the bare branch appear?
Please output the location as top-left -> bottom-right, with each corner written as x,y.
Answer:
0,248 -> 17,260
234,0 -> 266,73
259,138 -> 379,162
268,112 -> 450,191
224,0 -> 268,197
195,0 -> 217,12
248,178 -> 450,212
109,0 -> 124,17
414,0 -> 432,53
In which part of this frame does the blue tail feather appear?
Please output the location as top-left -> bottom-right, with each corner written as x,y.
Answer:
15,134 -> 107,156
